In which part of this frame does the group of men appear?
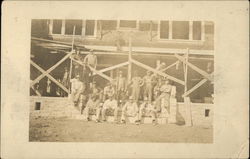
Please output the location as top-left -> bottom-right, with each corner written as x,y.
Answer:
68,50 -> 176,125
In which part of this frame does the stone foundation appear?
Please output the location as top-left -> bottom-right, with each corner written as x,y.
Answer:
30,96 -> 213,126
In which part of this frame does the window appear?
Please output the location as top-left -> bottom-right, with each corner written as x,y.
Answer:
35,102 -> 41,110
160,21 -> 169,39
52,20 -> 62,34
205,22 -> 214,34
65,20 -> 82,35
85,20 -> 95,36
193,21 -> 202,40
99,20 -> 117,30
119,20 -> 137,28
172,21 -> 189,40
205,109 -> 210,117
139,21 -> 158,31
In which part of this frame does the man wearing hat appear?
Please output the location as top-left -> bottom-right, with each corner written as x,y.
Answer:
120,96 -> 139,124
70,74 -> 84,106
84,94 -> 102,122
83,49 -> 97,69
143,70 -> 154,102
101,95 -> 119,122
138,97 -> 157,125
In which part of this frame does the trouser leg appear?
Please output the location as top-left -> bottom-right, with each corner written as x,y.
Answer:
114,108 -> 118,121
101,108 -> 106,121
96,108 -> 101,120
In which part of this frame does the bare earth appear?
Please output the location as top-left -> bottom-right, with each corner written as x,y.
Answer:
29,117 -> 213,143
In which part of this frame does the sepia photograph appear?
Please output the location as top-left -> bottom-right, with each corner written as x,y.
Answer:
29,19 -> 214,143
2,1 -> 248,159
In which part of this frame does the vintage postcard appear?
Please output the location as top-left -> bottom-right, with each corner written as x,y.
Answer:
1,1 -> 249,158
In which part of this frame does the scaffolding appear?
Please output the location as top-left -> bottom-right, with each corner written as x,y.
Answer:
30,31 -> 214,126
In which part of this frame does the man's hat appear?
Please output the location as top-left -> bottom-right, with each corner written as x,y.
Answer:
129,96 -> 133,100
144,97 -> 148,101
119,70 -> 123,74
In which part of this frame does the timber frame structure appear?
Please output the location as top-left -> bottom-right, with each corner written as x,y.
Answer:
30,30 -> 214,126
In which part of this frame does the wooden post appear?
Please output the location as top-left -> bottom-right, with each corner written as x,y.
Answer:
128,33 -> 132,82
183,48 -> 192,126
184,48 -> 189,92
71,26 -> 76,51
69,26 -> 76,95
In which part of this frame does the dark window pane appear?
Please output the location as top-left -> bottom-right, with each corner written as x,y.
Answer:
160,21 -> 169,39
52,20 -> 62,34
193,21 -> 201,40
31,19 -> 50,38
205,22 -> 214,34
65,20 -> 82,35
173,21 -> 189,40
85,20 -> 95,36
100,20 -> 117,30
139,21 -> 158,31
120,20 -> 136,28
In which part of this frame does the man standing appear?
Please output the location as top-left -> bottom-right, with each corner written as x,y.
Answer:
83,49 -> 97,69
143,70 -> 154,102
138,97 -> 157,125
129,71 -> 144,101
70,75 -> 84,107
121,96 -> 139,124
101,96 -> 119,122
115,70 -> 127,104
156,78 -> 172,114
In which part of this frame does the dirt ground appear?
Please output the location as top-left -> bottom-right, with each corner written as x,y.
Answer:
29,116 -> 213,143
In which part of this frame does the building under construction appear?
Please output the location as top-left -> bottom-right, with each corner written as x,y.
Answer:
30,19 -> 214,126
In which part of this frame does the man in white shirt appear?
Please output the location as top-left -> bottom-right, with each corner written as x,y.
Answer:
120,96 -> 139,124
84,94 -> 102,122
101,96 -> 119,122
83,49 -> 97,69
139,97 -> 157,125
70,75 -> 84,106
103,82 -> 115,101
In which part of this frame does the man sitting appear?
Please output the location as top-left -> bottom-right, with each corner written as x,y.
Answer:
120,96 -> 139,124
70,75 -> 83,107
84,94 -> 102,122
101,95 -> 119,122
138,97 -> 157,125
103,82 -> 115,101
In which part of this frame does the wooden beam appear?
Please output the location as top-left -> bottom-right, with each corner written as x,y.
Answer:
30,60 -> 69,94
161,60 -> 179,72
131,58 -> 185,85
175,54 -> 213,82
184,97 -> 193,126
70,57 -> 113,82
128,35 -> 132,82
184,48 -> 189,92
93,61 -> 129,75
32,37 -> 214,55
31,85 -> 41,96
182,78 -> 208,98
31,51 -> 73,86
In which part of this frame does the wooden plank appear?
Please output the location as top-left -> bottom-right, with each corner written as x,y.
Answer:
184,97 -> 193,126
30,60 -> 69,94
70,58 -> 113,81
31,52 -> 73,86
182,78 -> 208,98
161,60 -> 179,72
32,37 -> 214,55
93,61 -> 129,75
131,58 -> 185,85
31,85 -> 41,96
175,54 -> 213,82
184,48 -> 189,92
